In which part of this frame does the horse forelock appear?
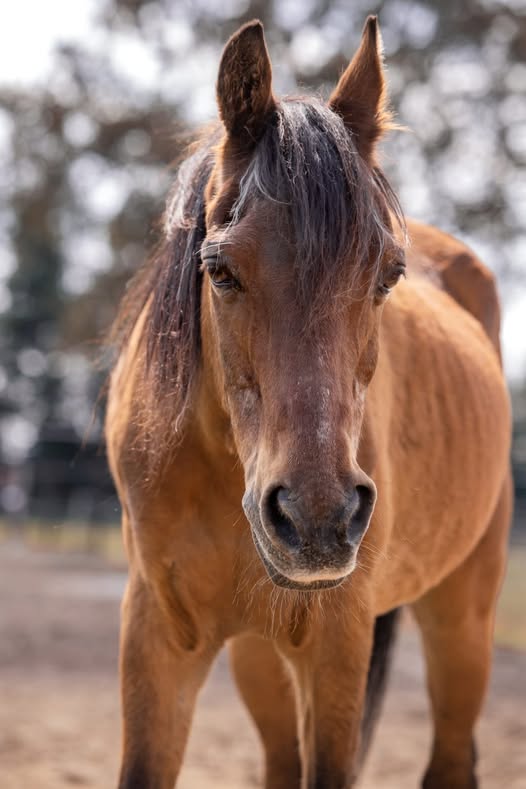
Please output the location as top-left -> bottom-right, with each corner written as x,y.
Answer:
224,97 -> 405,305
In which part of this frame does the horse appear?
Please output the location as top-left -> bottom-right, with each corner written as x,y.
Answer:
106,16 -> 512,789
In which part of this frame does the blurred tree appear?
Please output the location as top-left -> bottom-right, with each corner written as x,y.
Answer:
0,0 -> 525,520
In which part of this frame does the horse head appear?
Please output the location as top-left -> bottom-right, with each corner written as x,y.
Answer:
201,19 -> 405,590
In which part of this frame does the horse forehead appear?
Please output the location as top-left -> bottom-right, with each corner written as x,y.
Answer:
211,200 -> 365,305
209,208 -> 291,274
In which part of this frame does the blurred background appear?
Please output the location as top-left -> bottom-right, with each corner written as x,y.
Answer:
0,0 -> 526,528
0,2 -> 525,788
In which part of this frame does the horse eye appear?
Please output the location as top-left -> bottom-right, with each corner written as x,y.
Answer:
377,283 -> 392,298
211,268 -> 238,289
377,261 -> 406,300
204,259 -> 241,292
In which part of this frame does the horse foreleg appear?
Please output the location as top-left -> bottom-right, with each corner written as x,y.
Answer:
412,476 -> 512,789
282,605 -> 375,789
229,634 -> 301,788
117,574 -> 218,789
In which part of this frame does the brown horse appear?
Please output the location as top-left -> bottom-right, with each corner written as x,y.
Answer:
106,17 -> 512,789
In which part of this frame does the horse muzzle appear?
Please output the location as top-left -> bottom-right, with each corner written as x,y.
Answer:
242,475 -> 376,590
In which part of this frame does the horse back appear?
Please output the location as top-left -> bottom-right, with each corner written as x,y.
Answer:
406,219 -> 502,358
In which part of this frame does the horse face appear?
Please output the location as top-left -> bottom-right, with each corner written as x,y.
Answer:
202,212 -> 387,590
201,19 -> 404,590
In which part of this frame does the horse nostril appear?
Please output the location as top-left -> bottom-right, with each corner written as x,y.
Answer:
262,486 -> 302,549
348,483 -> 376,540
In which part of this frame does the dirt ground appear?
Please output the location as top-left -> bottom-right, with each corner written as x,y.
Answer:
0,541 -> 525,789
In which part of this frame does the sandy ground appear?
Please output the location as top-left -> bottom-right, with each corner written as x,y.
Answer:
0,541 -> 525,789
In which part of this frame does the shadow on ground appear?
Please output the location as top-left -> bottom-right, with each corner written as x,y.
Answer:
0,541 -> 524,788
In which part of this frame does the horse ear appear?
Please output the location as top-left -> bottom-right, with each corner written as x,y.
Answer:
216,20 -> 275,146
329,16 -> 391,162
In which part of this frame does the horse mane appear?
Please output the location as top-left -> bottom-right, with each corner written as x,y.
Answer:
109,135 -> 217,455
109,98 -> 404,460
